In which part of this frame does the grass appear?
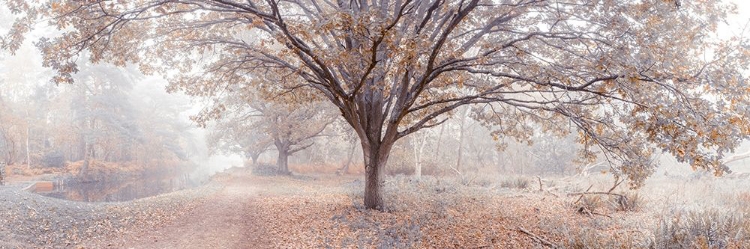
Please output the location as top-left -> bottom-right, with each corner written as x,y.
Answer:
239,165 -> 750,248
612,192 -> 643,212
653,210 -> 749,248
251,163 -> 279,176
500,176 -> 530,189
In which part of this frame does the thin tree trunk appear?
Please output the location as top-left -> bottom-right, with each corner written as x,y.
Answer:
434,123 -> 445,160
322,142 -> 330,165
25,125 -> 30,169
456,107 -> 469,173
338,140 -> 356,175
413,138 -> 420,178
413,133 -> 428,178
25,109 -> 30,169
81,142 -> 91,178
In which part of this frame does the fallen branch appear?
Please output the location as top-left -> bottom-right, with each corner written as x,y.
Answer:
568,191 -> 626,199
591,211 -> 612,218
447,164 -> 462,176
577,206 -> 594,217
573,185 -> 593,204
518,226 -> 557,248
576,206 -> 612,218
544,190 -> 560,198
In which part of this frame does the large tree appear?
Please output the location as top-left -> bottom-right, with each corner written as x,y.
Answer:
4,0 -> 750,210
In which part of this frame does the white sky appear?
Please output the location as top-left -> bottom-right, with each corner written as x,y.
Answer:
720,1 -> 750,37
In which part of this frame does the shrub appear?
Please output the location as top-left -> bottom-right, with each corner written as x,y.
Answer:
652,210 -> 749,248
611,192 -> 642,212
576,195 -> 603,215
567,227 -> 648,249
514,178 -> 530,189
472,174 -> 495,188
451,172 -> 499,188
385,161 -> 414,176
41,151 -> 65,168
500,177 -> 529,189
252,163 -> 279,176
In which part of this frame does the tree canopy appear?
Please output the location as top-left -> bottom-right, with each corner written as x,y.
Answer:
3,0 -> 749,210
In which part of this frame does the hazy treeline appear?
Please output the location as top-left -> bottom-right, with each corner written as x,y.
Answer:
0,53 -> 199,174
211,103 -> 583,177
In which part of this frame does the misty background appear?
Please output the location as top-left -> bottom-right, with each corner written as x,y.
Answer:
1,3 -> 749,186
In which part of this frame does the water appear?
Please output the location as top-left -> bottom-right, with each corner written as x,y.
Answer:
34,174 -> 203,202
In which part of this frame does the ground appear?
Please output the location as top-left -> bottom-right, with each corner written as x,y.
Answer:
2,167 -> 750,248
99,170 -> 261,248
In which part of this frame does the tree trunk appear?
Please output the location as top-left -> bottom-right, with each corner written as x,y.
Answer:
362,139 -> 395,211
277,151 -> 289,174
251,153 -> 260,166
275,140 -> 291,175
364,155 -> 385,210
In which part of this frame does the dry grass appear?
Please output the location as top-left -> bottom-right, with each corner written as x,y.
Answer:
612,192 -> 643,212
229,170 -> 750,247
229,174 -> 529,247
557,173 -> 750,248
500,176 -> 530,189
653,209 -> 749,248
290,163 -> 344,174
220,172 -> 674,248
14,159 -> 750,248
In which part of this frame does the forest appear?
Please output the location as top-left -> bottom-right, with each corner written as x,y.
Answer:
1,0 -> 750,248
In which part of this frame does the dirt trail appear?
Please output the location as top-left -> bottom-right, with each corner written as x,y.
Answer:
125,173 -> 267,249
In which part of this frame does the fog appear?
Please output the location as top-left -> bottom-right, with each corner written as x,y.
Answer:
1,1 -> 750,248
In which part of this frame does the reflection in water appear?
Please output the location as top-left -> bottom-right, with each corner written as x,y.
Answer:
36,174 -> 202,202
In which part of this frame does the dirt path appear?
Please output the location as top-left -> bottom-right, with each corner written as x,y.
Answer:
124,174 -> 267,249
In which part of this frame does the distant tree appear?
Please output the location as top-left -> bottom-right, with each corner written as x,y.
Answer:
0,95 -> 21,165
530,133 -> 578,175
68,61 -> 143,175
209,89 -> 337,174
208,118 -> 273,166
336,126 -> 360,175
5,0 -> 750,210
263,101 -> 337,174
0,48 -> 196,175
